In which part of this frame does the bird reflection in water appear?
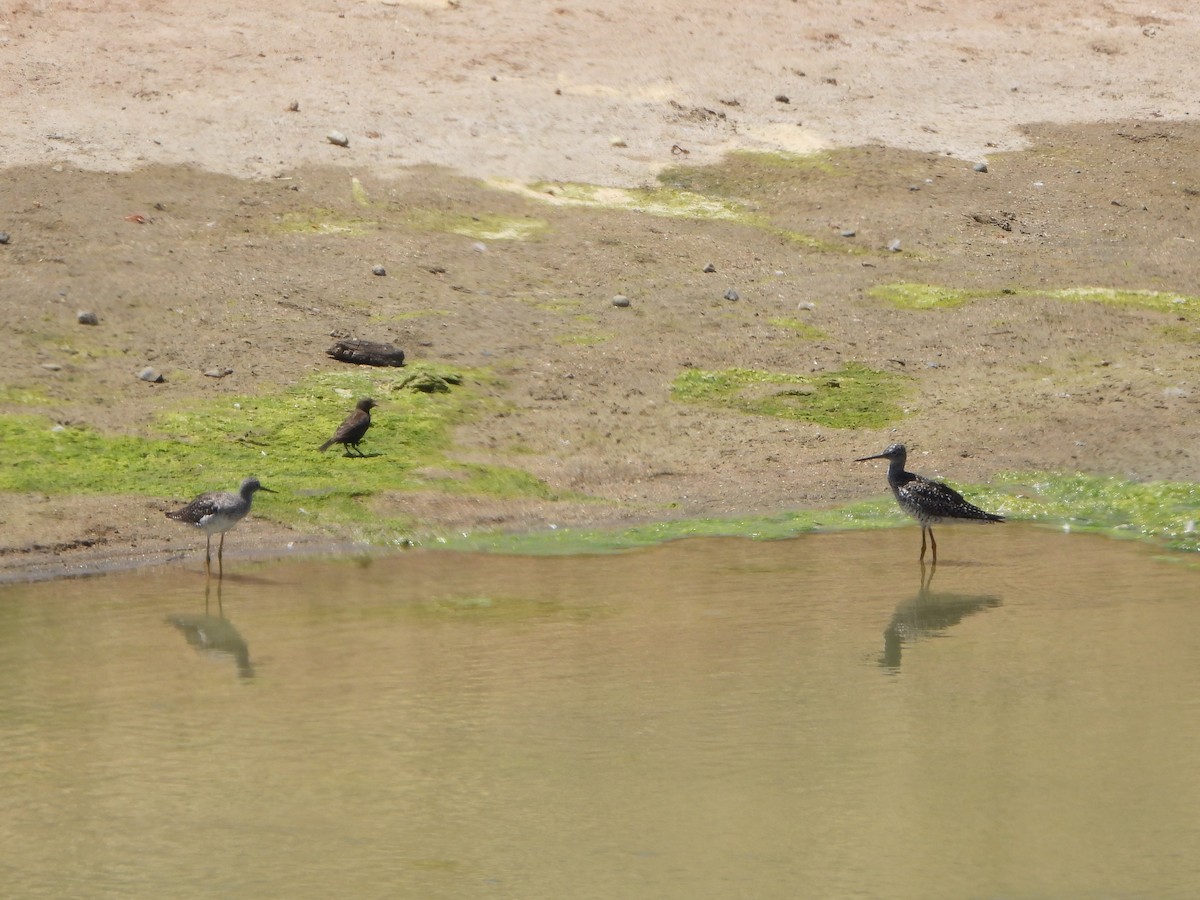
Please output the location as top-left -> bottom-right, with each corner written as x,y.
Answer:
166,579 -> 254,679
879,564 -> 1000,671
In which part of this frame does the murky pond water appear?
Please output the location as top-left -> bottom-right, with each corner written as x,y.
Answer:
3,525 -> 1200,898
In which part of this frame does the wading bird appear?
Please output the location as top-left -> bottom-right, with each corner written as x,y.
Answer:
856,443 -> 1003,564
166,476 -> 275,577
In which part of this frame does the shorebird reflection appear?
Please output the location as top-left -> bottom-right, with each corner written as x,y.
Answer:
879,564 -> 1000,670
166,579 -> 254,679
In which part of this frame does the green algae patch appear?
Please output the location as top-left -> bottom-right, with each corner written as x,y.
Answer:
869,283 -> 990,310
491,174 -> 854,253
1039,287 -> 1200,319
274,208 -> 376,235
994,472 -> 1200,553
0,365 -> 567,542
556,332 -> 612,347
671,364 -> 908,428
350,176 -> 371,207
407,209 -> 548,242
492,178 -> 746,222
726,149 -> 839,174
868,283 -> 1200,318
768,317 -> 827,340
447,472 -> 1200,557
0,385 -> 54,406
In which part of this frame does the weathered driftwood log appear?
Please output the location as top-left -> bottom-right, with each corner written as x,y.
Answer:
326,339 -> 406,367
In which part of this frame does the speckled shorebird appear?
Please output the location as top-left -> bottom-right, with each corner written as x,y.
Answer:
856,443 -> 1003,564
165,477 -> 275,577
318,397 -> 377,456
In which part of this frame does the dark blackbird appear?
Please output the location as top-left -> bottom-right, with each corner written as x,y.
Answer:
319,397 -> 378,456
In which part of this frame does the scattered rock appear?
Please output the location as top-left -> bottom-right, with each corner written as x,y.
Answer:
327,130 -> 349,147
724,289 -> 740,301
0,232 -> 9,245
703,262 -> 717,273
137,367 -> 164,383
609,136 -> 627,148
286,100 -> 300,112
774,94 -> 790,104
612,294 -> 631,308
203,367 -> 234,378
841,229 -> 856,238
372,265 -> 387,276
76,310 -> 99,325
41,363 -> 62,372
973,161 -> 989,173
887,239 -> 902,252
327,338 -> 406,367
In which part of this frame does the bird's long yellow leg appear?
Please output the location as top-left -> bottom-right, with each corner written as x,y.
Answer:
919,527 -> 928,562
929,528 -> 938,565
217,532 -> 225,579
204,534 -> 212,578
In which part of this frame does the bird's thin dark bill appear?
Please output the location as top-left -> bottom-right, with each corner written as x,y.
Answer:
855,454 -> 887,462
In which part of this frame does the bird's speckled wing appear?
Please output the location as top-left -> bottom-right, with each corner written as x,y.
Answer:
899,476 -> 1003,523
167,491 -> 223,523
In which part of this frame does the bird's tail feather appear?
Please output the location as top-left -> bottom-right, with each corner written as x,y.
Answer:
317,439 -> 334,452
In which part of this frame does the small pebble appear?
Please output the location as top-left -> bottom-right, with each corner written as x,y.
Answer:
609,136 -> 627,148
973,162 -> 988,173
41,363 -> 62,371
841,229 -> 856,238
703,262 -> 717,273
372,265 -> 387,276
472,242 -> 488,253
327,130 -> 349,147
286,100 -> 300,112
724,289 -> 740,301
774,94 -> 790,104
137,367 -> 164,384
887,239 -> 902,252
611,294 -> 631,308
76,310 -> 99,326
0,232 -> 9,245
203,367 -> 234,378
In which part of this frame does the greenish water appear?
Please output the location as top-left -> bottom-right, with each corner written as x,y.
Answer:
2,526 -> 1199,898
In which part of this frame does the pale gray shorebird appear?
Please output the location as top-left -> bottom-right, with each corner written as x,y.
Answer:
856,443 -> 1003,564
166,477 -> 275,577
